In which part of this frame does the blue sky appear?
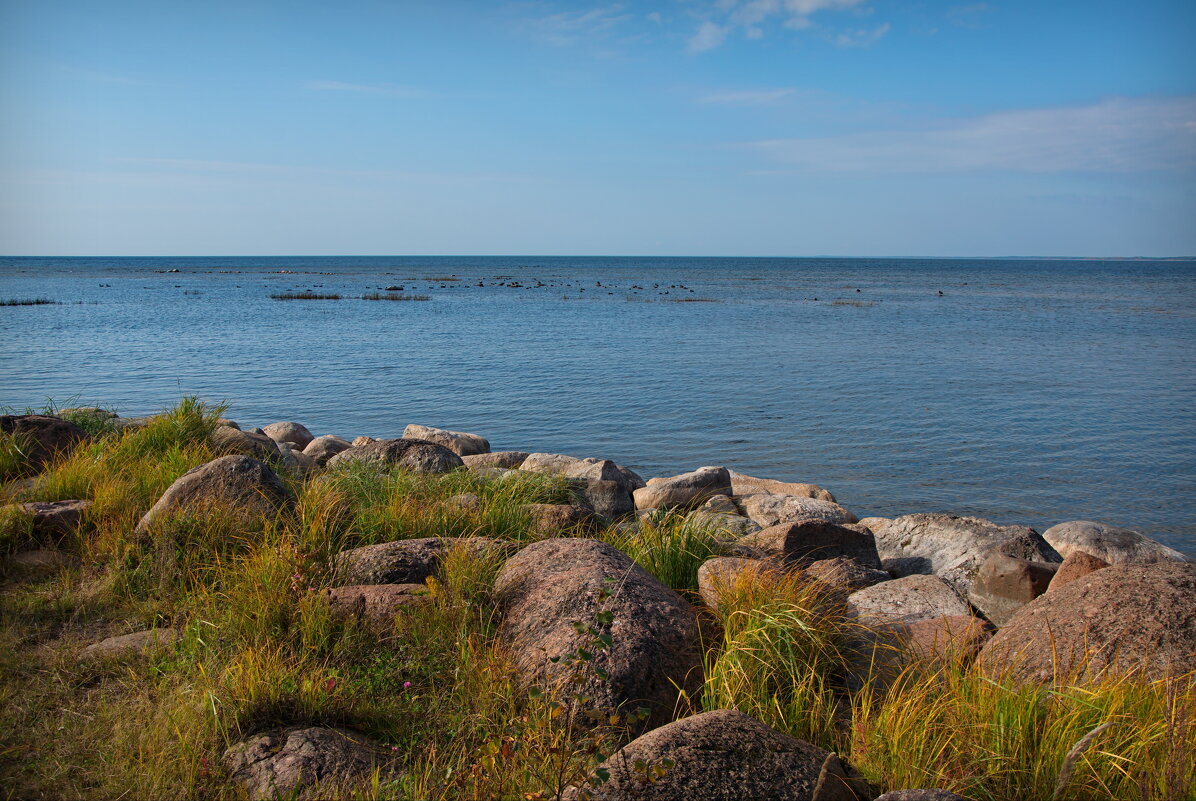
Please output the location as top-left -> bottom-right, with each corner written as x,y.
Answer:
1,0 -> 1193,256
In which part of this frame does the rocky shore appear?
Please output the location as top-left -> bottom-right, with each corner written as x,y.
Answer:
2,407 -> 1194,801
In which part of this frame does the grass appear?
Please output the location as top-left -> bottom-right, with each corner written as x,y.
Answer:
360,293 -> 431,301
0,297 -> 58,306
270,292 -> 343,300
1,397 -> 1191,800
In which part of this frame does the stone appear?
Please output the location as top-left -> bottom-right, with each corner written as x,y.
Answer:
326,438 -> 464,474
1049,550 -> 1110,591
847,574 -> 971,627
873,514 -> 1060,598
494,538 -> 702,730
79,628 -> 177,662
701,494 -> 739,514
521,503 -> 601,536
351,436 -> 376,447
901,615 -> 995,662
261,421 -> 315,450
134,455 -> 294,534
874,791 -> 973,801
212,425 -> 280,461
8,548 -> 78,572
697,557 -> 775,610
633,466 -> 732,510
685,509 -> 762,539
113,416 -> 152,431
1042,520 -> 1192,565
728,469 -> 837,502
222,726 -> 384,801
302,435 -> 352,465
803,557 -> 891,592
17,499 -> 91,539
520,453 -> 645,492
0,414 -> 89,473
978,563 -> 1196,682
402,424 -> 490,457
738,521 -> 881,568
324,584 -> 429,626
569,477 -> 634,519
276,443 -> 317,476
462,451 -> 530,470
446,493 -> 482,512
857,516 -> 892,534
738,493 -> 858,528
967,553 -> 1057,626
564,709 -> 858,801
333,537 -> 503,585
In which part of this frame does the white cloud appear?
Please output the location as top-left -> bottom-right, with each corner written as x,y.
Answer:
701,88 -> 795,105
686,0 -> 875,52
520,5 -> 633,46
832,22 -> 889,47
688,21 -> 729,52
740,96 -> 1196,173
305,80 -> 421,98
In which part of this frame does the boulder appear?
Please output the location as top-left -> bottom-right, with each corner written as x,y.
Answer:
446,493 -> 482,512
569,478 -> 634,519
324,584 -> 429,626
521,453 -> 645,492
261,421 -> 314,450
78,628 -> 177,662
803,557 -> 891,592
134,455 -> 293,534
462,451 -> 530,470
900,615 -> 994,662
276,443 -> 317,476
0,414 -> 89,472
212,425 -> 281,461
738,493 -> 858,528
728,470 -> 836,502
857,516 -> 892,534
686,509 -> 762,539
351,436 -> 375,447
222,726 -> 384,801
333,537 -> 504,586
17,499 -> 91,539
521,503 -> 601,536
697,557 -> 774,610
565,709 -> 858,801
1049,550 -> 1110,591
402,424 -> 490,457
875,792 -> 973,801
326,438 -> 464,474
113,416 -> 153,431
847,574 -> 971,627
978,563 -> 1196,682
302,435 -> 352,465
701,495 -> 739,514
8,548 -> 78,573
873,514 -> 1060,598
494,538 -> 701,730
737,521 -> 881,568
634,466 -> 732,511
1042,520 -> 1192,565
966,553 -> 1057,626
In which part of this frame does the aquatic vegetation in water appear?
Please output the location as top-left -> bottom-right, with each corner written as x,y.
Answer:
269,292 -> 342,300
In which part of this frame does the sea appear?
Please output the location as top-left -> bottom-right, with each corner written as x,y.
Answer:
2,256 -> 1194,557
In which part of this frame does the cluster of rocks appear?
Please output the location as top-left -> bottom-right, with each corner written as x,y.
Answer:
3,413 -> 1194,800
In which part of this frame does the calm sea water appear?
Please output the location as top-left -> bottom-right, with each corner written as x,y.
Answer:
2,256 -> 1194,556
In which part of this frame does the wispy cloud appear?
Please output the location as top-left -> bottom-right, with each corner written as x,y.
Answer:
519,4 -> 634,46
304,80 -> 422,98
832,22 -> 889,47
688,21 -> 729,52
114,158 -> 523,186
946,3 -> 993,28
687,0 -> 876,51
700,88 -> 795,105
740,96 -> 1196,173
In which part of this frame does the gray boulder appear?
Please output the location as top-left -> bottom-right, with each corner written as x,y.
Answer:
324,584 -> 429,627
402,424 -> 490,457
873,514 -> 1060,598
223,726 -> 384,801
565,709 -> 858,801
333,537 -> 504,586
847,574 -> 971,627
326,438 -> 464,473
261,421 -> 314,450
463,451 -> 530,470
212,425 -> 281,461
728,470 -> 836,502
804,557 -> 891,592
520,453 -> 645,492
686,508 -> 762,539
134,455 -> 293,534
738,521 -> 881,568
79,628 -> 177,662
738,493 -> 858,528
570,477 -> 634,519
15,499 -> 92,539
494,538 -> 702,730
521,503 -> 601,536
302,435 -> 352,465
633,466 -> 732,511
1042,520 -> 1192,565
966,553 -> 1057,626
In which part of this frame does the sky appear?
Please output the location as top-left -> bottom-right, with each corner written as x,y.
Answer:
0,0 -> 1193,257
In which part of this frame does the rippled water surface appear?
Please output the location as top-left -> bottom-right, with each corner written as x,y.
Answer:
3,256 -> 1194,555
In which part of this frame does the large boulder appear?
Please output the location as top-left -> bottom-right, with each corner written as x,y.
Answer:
737,521 -> 881,568
521,503 -> 601,536
261,421 -> 314,450
978,563 -> 1196,682
222,726 -> 385,801
212,425 -> 280,461
332,537 -> 504,586
686,508 -> 762,539
1049,550 -> 1110,591
402,424 -> 490,457
521,453 -> 645,492
324,584 -> 429,627
494,539 -> 701,730
873,514 -> 1060,598
565,709 -> 858,801
738,493 -> 858,528
15,499 -> 92,539
326,438 -> 464,473
463,451 -> 530,470
570,478 -> 634,519
900,615 -> 994,662
966,553 -> 1057,626
633,466 -> 732,511
846,574 -> 971,627
302,435 -> 352,465
0,414 -> 89,473
728,470 -> 836,502
1041,520 -> 1192,565
803,557 -> 891,593
134,455 -> 293,534
696,557 -> 775,610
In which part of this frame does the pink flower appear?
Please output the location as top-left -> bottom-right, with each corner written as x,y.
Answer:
402,681 -> 412,689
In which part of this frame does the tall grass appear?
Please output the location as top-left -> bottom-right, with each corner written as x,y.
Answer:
600,510 -> 724,593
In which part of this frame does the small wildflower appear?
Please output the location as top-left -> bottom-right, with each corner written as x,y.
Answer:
403,681 -> 412,689
324,678 -> 336,693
